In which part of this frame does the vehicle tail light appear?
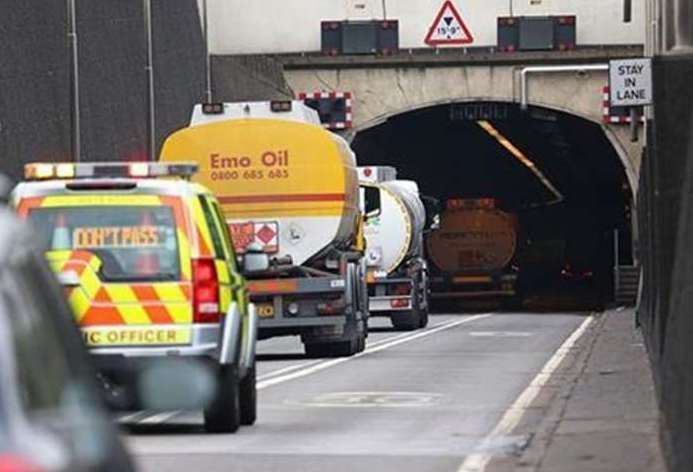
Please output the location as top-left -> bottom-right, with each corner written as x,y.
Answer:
0,454 -> 45,472
317,298 -> 345,315
390,298 -> 410,309
193,258 -> 220,323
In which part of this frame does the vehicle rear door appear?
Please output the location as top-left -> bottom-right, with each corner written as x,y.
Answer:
18,194 -> 195,349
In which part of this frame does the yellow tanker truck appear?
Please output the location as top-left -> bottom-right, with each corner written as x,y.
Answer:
160,101 -> 376,357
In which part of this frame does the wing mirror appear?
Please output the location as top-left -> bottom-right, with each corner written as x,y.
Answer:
242,242 -> 270,273
361,185 -> 381,220
421,195 -> 441,232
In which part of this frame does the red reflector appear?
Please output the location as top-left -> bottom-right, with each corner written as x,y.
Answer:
193,259 -> 220,323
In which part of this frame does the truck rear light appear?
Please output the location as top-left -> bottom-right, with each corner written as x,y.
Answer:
270,100 -> 293,112
193,258 -> 220,323
317,299 -> 344,315
202,103 -> 224,114
390,298 -> 410,308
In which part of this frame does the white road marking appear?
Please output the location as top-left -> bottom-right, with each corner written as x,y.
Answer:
294,391 -> 443,408
258,314 -> 492,390
128,316 -> 491,426
469,331 -> 533,337
117,410 -> 153,423
457,315 -> 594,472
137,410 -> 182,425
257,360 -> 323,381
256,317 -> 466,382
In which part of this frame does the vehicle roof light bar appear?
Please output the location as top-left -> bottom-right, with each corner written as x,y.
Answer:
24,161 -> 199,181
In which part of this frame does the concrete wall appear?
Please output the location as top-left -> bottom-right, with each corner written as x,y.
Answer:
0,2 -> 70,179
207,0 -> 645,54
0,0 -> 205,181
77,0 -> 205,162
284,65 -> 642,191
211,55 -> 292,102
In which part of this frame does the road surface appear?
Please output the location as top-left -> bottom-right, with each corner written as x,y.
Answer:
125,312 -> 588,472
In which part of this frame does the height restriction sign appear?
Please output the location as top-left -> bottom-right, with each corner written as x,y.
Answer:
424,1 -> 474,46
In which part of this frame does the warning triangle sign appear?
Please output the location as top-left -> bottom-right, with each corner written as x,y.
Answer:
424,1 -> 474,46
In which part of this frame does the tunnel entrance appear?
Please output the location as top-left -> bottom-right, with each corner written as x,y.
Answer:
352,102 -> 633,310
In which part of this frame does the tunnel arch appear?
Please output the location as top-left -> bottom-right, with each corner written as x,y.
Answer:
350,99 -> 635,306
349,98 -> 637,198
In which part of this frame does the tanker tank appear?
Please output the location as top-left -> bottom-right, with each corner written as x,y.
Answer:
160,100 -> 371,357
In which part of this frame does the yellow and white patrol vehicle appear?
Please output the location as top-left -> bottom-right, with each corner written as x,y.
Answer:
12,161 -> 260,433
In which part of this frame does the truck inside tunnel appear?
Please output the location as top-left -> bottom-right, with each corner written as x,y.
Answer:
352,102 -> 633,310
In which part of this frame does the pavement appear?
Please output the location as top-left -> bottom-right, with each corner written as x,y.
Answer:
488,307 -> 667,472
124,309 -> 667,472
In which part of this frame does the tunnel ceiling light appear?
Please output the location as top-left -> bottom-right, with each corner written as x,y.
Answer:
476,120 -> 564,206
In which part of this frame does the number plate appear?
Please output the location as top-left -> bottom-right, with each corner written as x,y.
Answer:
257,303 -> 275,318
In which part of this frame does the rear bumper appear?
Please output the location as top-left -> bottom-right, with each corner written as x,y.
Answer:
368,277 -> 414,314
86,302 -> 256,370
430,273 -> 517,299
88,324 -> 221,358
369,296 -> 412,313
248,276 -> 348,331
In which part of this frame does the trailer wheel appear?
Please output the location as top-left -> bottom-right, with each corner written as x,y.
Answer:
304,338 -> 358,358
390,310 -> 421,331
418,308 -> 429,328
239,364 -> 257,426
204,365 -> 241,433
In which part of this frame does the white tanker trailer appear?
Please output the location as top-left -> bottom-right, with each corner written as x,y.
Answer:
359,166 -> 434,330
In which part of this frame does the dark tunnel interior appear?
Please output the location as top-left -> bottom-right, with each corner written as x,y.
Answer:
352,102 -> 633,308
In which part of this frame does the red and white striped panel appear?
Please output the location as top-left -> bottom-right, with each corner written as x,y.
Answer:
602,86 -> 644,125
297,91 -> 353,130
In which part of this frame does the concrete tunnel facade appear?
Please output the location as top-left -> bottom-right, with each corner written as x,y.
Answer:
283,65 -> 642,195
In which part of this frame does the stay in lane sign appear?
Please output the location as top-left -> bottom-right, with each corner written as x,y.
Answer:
609,58 -> 653,107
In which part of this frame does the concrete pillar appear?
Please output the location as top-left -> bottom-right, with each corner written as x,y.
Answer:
643,2 -> 693,471
659,0 -> 693,52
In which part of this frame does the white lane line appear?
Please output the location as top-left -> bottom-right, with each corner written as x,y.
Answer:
137,410 -> 182,425
117,410 -> 153,423
128,317 -> 475,425
257,360 -> 323,381
457,315 -> 594,472
256,317 -> 461,382
257,314 -> 492,390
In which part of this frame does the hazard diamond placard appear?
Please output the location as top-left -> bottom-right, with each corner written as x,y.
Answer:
424,1 -> 474,46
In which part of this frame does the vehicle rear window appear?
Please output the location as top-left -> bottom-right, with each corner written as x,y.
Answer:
27,206 -> 180,282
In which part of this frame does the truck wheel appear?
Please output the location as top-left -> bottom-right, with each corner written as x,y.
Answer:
357,331 -> 367,352
418,308 -> 429,328
204,365 -> 241,433
390,310 -> 421,331
305,336 -> 359,358
239,364 -> 257,426
304,342 -> 330,358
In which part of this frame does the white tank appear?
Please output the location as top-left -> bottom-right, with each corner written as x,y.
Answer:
364,180 -> 426,274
